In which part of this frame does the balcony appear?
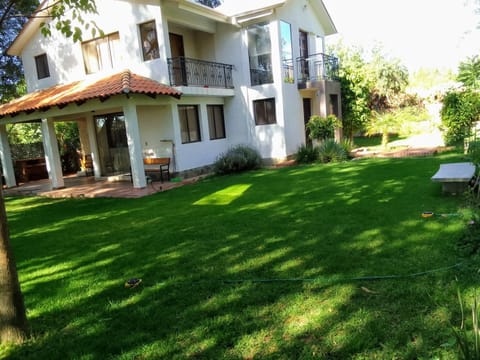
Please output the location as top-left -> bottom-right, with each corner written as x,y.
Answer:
167,57 -> 234,89
296,53 -> 339,89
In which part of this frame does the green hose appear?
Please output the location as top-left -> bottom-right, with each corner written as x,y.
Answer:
223,262 -> 463,285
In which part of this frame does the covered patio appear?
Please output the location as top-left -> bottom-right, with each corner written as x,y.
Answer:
0,70 -> 182,191
3,174 -> 204,199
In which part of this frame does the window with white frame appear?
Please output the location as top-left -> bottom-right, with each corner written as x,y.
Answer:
82,32 -> 120,74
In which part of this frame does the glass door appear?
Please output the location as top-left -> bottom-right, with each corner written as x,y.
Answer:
95,113 -> 130,176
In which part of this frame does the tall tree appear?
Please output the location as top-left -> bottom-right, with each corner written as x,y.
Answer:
329,42 -> 372,140
0,0 -> 37,103
0,0 -> 99,345
457,55 -> 480,89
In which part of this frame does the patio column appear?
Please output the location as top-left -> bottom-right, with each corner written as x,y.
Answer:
0,124 -> 16,187
86,114 -> 101,178
41,118 -> 64,189
123,102 -> 146,188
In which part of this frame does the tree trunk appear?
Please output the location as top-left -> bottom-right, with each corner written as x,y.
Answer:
0,186 -> 28,344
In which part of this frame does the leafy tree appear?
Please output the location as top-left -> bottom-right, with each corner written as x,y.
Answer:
0,0 -> 37,103
457,56 -> 480,89
0,0 -> 100,103
368,48 -> 409,110
0,0 -> 99,345
330,42 -> 372,140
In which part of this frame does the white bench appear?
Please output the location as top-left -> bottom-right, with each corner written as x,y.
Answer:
431,162 -> 476,194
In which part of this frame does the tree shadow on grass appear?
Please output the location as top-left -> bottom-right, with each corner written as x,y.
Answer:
1,154 -> 470,359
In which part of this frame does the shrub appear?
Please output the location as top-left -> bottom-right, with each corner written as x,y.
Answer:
441,89 -> 480,145
213,145 -> 262,175
318,139 -> 348,163
339,139 -> 354,158
294,145 -> 318,164
306,115 -> 342,141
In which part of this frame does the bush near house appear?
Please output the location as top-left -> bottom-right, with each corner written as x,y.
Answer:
294,144 -> 318,164
306,114 -> 341,142
317,139 -> 348,163
213,145 -> 262,175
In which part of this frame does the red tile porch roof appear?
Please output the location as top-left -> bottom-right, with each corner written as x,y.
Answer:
0,70 -> 182,118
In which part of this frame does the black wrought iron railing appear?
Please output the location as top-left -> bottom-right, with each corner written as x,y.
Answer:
167,57 -> 234,89
296,53 -> 339,83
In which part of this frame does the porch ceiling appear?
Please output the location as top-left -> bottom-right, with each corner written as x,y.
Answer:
0,70 -> 182,119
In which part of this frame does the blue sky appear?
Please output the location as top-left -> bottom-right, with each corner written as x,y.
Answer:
322,0 -> 480,72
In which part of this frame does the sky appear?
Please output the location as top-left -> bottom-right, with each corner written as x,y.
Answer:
322,0 -> 480,73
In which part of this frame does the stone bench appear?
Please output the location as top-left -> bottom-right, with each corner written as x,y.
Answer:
431,162 -> 476,194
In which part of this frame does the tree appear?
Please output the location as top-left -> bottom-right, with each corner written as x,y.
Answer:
367,46 -> 409,111
0,0 -> 99,345
457,56 -> 480,89
0,0 -> 100,103
329,42 -> 372,140
0,0 -> 37,103
0,187 -> 28,344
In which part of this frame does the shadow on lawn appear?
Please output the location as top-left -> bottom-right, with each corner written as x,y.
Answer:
2,154 -> 469,359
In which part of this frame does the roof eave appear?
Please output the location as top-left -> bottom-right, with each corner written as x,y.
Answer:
168,0 -> 231,23
313,0 -> 337,36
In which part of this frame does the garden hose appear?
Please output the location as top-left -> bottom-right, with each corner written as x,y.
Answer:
222,262 -> 463,285
422,211 -> 462,218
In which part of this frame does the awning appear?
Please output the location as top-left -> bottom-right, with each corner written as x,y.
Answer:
0,70 -> 182,118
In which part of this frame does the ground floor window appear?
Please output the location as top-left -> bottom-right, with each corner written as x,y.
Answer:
178,105 -> 201,143
253,98 -> 276,125
207,105 -> 226,140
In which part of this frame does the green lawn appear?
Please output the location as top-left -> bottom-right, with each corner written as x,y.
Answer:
1,152 -> 478,359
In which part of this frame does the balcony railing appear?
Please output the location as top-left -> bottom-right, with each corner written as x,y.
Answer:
167,57 -> 234,89
296,53 -> 339,84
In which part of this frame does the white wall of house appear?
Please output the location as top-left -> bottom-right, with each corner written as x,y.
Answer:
172,96 -> 230,172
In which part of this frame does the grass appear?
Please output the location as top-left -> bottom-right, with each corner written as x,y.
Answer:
0,151 -> 478,359
353,134 -> 404,149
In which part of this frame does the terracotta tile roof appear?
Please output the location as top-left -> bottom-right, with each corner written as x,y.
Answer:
0,70 -> 182,118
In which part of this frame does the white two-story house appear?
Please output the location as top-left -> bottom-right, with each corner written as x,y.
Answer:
0,0 -> 341,189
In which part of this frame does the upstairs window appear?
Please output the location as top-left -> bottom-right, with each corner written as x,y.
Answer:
139,21 -> 160,61
82,32 -> 120,74
35,54 -> 50,79
253,98 -> 276,125
247,22 -> 273,86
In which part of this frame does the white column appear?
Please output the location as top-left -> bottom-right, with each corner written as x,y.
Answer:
86,114 -> 101,178
41,118 -> 64,189
170,103 -> 182,172
0,124 -> 16,187
123,102 -> 146,188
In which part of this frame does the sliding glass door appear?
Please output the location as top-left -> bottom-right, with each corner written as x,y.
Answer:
95,113 -> 130,176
